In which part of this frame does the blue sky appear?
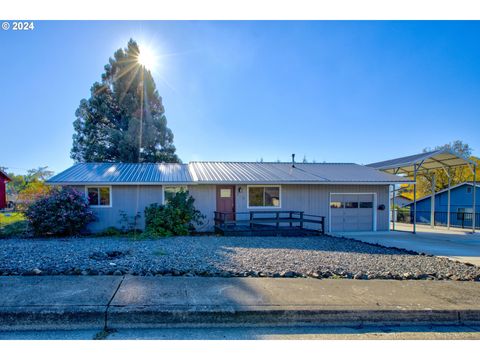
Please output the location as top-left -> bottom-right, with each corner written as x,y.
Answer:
1,21 -> 479,175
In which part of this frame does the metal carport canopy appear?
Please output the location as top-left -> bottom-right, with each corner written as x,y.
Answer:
367,149 -> 476,176
367,150 -> 477,234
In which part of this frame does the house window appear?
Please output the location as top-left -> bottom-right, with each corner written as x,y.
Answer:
467,187 -> 472,193
220,188 -> 232,198
345,202 -> 359,209
360,201 -> 373,208
86,186 -> 111,207
330,201 -> 343,209
164,186 -> 188,204
248,186 -> 280,208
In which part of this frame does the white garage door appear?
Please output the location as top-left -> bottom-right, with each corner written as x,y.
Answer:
330,194 -> 374,232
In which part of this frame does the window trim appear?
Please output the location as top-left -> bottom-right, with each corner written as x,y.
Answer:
246,185 -> 282,209
163,185 -> 188,205
85,185 -> 112,208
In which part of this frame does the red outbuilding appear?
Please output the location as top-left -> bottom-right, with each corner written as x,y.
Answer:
0,169 -> 11,209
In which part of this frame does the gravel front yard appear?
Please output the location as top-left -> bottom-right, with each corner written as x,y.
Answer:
1,235 -> 479,280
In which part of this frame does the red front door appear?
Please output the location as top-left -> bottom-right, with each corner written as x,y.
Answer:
216,185 -> 235,220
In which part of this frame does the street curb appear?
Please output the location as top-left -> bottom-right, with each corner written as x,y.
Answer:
1,306 -> 480,331
106,306 -> 480,329
0,306 -> 106,331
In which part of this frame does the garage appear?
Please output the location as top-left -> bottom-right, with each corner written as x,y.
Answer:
330,193 -> 375,232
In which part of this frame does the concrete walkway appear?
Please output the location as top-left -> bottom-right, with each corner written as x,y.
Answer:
336,223 -> 480,266
1,276 -> 480,331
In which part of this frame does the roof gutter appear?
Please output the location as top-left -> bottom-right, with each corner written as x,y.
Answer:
46,180 -> 414,186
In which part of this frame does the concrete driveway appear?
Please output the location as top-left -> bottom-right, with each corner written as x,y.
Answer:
336,223 -> 480,266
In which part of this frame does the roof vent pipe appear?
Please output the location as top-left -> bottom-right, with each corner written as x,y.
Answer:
291,153 -> 296,168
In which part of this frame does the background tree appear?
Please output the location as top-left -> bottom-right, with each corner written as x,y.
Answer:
401,140 -> 479,199
3,166 -> 54,210
71,39 -> 179,163
16,182 -> 51,209
25,167 -> 54,183
5,173 -> 27,194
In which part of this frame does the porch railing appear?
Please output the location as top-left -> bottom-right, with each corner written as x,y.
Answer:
214,210 -> 325,234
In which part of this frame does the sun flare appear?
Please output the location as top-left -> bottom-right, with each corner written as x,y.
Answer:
137,45 -> 157,70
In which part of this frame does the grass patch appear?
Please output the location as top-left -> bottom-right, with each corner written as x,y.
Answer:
96,226 -> 124,237
0,212 -> 29,238
0,212 -> 25,227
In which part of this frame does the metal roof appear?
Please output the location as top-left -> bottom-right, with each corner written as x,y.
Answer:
403,182 -> 480,205
47,162 -> 411,185
188,162 -> 411,184
367,150 -> 475,176
47,163 -> 193,184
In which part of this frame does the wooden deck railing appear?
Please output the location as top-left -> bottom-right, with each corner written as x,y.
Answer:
214,210 -> 325,235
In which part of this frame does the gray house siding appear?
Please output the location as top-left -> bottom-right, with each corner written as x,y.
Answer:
72,185 -> 164,232
187,185 -> 217,232
234,184 -> 390,232
72,183 -> 390,233
73,184 -> 218,233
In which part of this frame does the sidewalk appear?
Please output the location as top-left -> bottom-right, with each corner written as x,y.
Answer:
1,276 -> 480,330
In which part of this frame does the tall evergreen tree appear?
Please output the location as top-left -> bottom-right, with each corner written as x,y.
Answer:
71,39 -> 179,163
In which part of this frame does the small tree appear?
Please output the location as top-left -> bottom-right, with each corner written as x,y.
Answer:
25,187 -> 95,236
144,191 -> 204,237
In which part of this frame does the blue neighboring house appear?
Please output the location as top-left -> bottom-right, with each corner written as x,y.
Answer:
407,182 -> 479,229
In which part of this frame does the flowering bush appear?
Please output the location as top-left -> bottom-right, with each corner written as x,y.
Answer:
25,187 -> 95,236
144,190 -> 204,237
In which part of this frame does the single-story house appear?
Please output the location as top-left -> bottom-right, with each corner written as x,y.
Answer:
46,161 -> 411,233
0,169 -> 11,209
406,182 -> 480,228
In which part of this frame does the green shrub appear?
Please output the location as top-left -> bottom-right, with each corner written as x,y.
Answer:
25,187 -> 95,236
144,190 -> 204,237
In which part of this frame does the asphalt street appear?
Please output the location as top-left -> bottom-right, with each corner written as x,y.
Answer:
1,325 -> 480,340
